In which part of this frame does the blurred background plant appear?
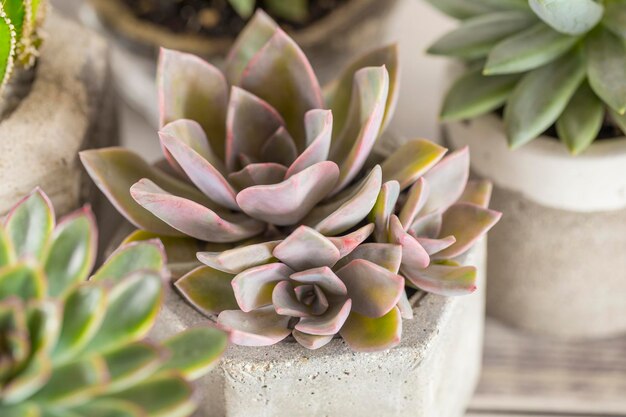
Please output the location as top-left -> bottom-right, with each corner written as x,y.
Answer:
428,0 -> 626,154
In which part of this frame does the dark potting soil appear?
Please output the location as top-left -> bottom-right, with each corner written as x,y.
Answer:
120,0 -> 350,38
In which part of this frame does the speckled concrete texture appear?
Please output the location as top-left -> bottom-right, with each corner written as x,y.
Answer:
150,240 -> 487,417
0,12 -> 117,217
486,185 -> 626,338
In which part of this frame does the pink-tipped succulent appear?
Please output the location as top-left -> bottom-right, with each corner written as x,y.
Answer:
80,10 -> 399,245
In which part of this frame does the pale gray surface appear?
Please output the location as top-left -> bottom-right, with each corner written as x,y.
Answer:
0,12 -> 117,216
151,240 -> 487,417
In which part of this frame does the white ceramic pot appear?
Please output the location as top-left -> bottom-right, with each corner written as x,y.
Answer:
150,240 -> 487,417
446,114 -> 626,338
0,11 -> 117,217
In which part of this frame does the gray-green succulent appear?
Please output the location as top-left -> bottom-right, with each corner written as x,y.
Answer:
427,0 -> 626,154
0,189 -> 228,417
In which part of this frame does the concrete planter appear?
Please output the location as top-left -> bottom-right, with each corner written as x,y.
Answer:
80,0 -> 399,126
150,239 -> 487,417
0,12 -> 117,217
446,114 -> 626,338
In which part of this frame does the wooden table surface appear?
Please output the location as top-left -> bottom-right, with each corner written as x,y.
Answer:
467,319 -> 626,417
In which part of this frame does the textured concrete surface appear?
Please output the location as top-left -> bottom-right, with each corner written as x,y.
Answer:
151,240 -> 487,417
485,185 -> 626,338
0,12 -> 117,217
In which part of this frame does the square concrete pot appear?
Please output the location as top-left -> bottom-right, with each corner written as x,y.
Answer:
446,114 -> 626,338
149,239 -> 487,417
0,11 -> 118,217
79,0 -> 400,127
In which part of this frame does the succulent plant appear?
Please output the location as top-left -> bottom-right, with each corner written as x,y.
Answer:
81,10 -> 399,247
230,0 -> 309,22
0,0 -> 46,91
0,189 -> 228,416
427,0 -> 626,154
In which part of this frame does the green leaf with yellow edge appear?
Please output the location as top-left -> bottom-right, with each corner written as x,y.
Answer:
5,188 -> 54,260
159,327 -> 228,380
103,342 -> 164,393
0,7 -> 14,91
556,81 -> 604,155
175,266 -> 237,315
586,27 -> 626,115
441,68 -> 520,121
2,0 -> 25,41
52,284 -> 108,364
228,0 -> 255,18
380,139 -> 447,190
484,22 -> 579,75
83,271 -> 163,354
0,225 -> 15,267
105,374 -> 196,417
0,263 -> 46,300
340,307 -> 402,352
1,354 -> 51,404
504,48 -> 585,148
427,11 -> 535,59
44,207 -> 97,298
92,241 -> 165,284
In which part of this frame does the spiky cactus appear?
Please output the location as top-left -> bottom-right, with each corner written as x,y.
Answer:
82,11 -> 500,352
0,0 -> 45,92
0,189 -> 228,416
427,0 -> 626,154
229,0 -> 309,22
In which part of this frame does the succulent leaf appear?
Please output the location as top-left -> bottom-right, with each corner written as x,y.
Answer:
421,147 -> 470,214
175,266 -> 238,315
603,0 -> 626,39
218,306 -> 291,346
403,262 -> 477,297
340,307 -> 402,353
5,188 -> 54,260
381,139 -> 447,190
586,27 -> 626,115
529,0 -> 603,35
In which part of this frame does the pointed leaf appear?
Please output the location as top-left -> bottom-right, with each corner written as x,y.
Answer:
389,215 -> 430,270
295,299 -> 352,336
403,262 -> 477,296
286,109 -> 333,178
232,263 -> 292,312
328,224 -> 375,258
197,241 -> 280,274
586,27 -> 626,115
103,342 -> 164,393
422,147 -> 470,214
0,263 -> 46,300
340,307 -> 402,353
274,226 -> 340,270
504,48 -> 585,148
557,81 -> 604,155
334,243 -> 403,274
131,179 -> 265,243
175,266 -> 238,315
5,188 -> 54,260
381,139 -> 447,190
529,0 -> 603,35
92,240 -> 165,283
218,306 -> 291,346
158,48 -> 228,158
416,236 -> 456,255
485,22 -> 580,75
459,180 -> 493,208
292,330 -> 333,350
399,178 -> 428,230
236,161 -> 339,226
370,180 -> 400,243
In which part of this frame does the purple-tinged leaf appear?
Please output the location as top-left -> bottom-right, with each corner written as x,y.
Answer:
231,263 -> 292,312
389,215 -> 430,270
218,306 -> 290,346
4,188 -> 54,260
295,299 -> 351,336
422,147 -> 470,214
329,66 -> 389,193
292,330 -> 333,350
340,307 -> 402,353
260,127 -> 298,167
158,48 -> 228,158
236,161 -> 339,226
409,211 -> 442,239
335,259 -> 404,319
240,29 -> 323,147
381,139 -> 447,190
328,223 -> 374,258
272,281 -> 314,317
290,266 -> 347,297
434,203 -> 501,259
459,180 -> 493,208
229,163 -> 288,189
131,179 -> 265,243
403,262 -> 477,296
285,109 -> 333,178
370,180 -> 400,242
225,10 -> 279,84
197,241 -> 280,274
416,236 -> 456,256
273,226 -> 340,270
334,243 -> 402,274
225,87 -> 285,172
325,44 -> 400,137
160,130 -> 239,210
175,266 -> 238,315
399,178 -> 428,230
80,148 -> 210,236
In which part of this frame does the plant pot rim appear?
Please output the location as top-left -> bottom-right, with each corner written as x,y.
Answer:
446,113 -> 626,212
87,0 -> 389,57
